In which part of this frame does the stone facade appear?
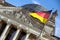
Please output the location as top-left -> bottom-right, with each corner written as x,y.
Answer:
0,0 -> 60,40
0,0 -> 15,7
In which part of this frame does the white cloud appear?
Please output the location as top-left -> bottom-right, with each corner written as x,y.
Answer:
55,17 -> 60,27
31,0 -> 40,5
55,17 -> 60,37
55,27 -> 60,37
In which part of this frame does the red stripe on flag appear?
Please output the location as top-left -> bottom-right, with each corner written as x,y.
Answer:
36,12 -> 50,19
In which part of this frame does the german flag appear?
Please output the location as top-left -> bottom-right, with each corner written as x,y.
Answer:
30,10 -> 52,24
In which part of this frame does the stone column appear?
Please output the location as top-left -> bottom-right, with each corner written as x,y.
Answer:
25,32 -> 30,40
0,24 -> 11,40
12,29 -> 21,40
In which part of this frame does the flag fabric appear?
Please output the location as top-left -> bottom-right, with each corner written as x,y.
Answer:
30,10 -> 52,24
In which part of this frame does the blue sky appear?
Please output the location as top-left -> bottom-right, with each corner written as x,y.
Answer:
6,0 -> 60,37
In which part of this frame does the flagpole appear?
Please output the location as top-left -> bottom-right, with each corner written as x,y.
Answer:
37,10 -> 52,40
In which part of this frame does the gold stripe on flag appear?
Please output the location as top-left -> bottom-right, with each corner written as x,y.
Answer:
30,13 -> 48,23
